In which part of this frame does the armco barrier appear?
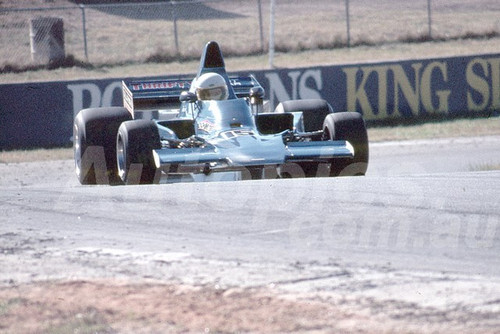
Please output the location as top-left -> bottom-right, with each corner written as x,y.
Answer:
1,53 -> 499,150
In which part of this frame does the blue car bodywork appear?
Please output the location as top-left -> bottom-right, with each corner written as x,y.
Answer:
74,41 -> 367,185
120,41 -> 354,180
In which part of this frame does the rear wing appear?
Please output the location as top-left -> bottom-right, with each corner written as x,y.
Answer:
122,78 -> 191,116
228,76 -> 263,99
122,75 -> 262,116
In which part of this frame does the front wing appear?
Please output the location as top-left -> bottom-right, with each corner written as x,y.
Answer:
152,140 -> 353,174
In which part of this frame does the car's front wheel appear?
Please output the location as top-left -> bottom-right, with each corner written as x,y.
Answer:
117,120 -> 162,184
73,107 -> 131,185
322,112 -> 369,176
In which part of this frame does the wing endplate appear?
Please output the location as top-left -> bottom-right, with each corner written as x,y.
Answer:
285,141 -> 354,161
122,79 -> 191,116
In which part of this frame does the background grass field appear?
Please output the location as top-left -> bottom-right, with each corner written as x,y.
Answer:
1,0 -> 499,72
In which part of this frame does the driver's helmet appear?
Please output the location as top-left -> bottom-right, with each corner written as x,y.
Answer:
194,73 -> 229,101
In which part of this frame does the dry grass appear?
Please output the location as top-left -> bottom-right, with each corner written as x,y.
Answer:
469,162 -> 500,171
1,280 -> 345,334
0,147 -> 73,163
368,116 -> 500,142
1,36 -> 500,84
0,279 -> 477,334
0,0 -> 499,70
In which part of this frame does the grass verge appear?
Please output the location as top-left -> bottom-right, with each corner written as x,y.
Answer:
469,162 -> 500,172
0,147 -> 73,164
1,35 -> 500,84
367,115 -> 500,142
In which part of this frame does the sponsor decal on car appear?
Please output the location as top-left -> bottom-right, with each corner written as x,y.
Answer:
131,81 -> 191,91
197,119 -> 215,133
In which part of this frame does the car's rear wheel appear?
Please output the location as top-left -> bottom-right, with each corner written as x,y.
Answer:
275,99 -> 332,133
73,107 -> 131,185
117,120 -> 162,184
276,99 -> 333,177
322,112 -> 369,176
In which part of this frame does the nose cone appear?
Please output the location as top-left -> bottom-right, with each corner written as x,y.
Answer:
216,132 -> 285,166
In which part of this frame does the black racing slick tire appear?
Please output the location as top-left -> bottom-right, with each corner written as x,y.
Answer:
73,107 -> 132,185
276,99 -> 332,133
276,99 -> 333,177
117,120 -> 162,184
322,112 -> 369,176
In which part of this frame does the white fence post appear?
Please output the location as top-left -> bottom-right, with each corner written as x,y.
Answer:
427,0 -> 432,39
79,4 -> 88,61
257,0 -> 264,52
269,0 -> 276,68
345,0 -> 351,47
171,1 -> 179,54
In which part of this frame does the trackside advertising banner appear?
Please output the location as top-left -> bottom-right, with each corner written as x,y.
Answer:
1,53 -> 499,149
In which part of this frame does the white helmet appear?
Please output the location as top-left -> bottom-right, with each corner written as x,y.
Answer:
195,73 -> 228,101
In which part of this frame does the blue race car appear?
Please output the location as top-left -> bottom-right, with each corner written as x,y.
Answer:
73,41 -> 368,185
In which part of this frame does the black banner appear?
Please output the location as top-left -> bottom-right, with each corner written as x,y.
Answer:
1,53 -> 499,149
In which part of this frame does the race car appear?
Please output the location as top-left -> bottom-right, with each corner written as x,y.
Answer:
73,41 -> 368,185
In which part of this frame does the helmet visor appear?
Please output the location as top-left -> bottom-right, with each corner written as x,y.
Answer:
197,86 -> 228,100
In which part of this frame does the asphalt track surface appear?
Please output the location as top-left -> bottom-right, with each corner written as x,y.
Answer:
1,135 -> 500,331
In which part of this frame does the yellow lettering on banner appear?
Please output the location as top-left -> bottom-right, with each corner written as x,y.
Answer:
466,58 -> 490,111
392,63 -> 422,115
344,57 -> 500,119
420,61 -> 451,113
68,81 -> 124,118
299,69 -> 323,100
490,58 -> 500,109
67,83 -> 101,117
264,72 -> 291,107
265,70 -> 322,107
434,87 -> 452,113
343,67 -> 372,115
343,66 -> 389,119
372,66 -> 388,118
287,71 -> 301,100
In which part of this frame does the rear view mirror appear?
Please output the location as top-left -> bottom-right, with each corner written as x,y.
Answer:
249,87 -> 265,115
180,91 -> 197,103
249,87 -> 265,103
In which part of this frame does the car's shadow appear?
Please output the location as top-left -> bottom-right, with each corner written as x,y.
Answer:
68,0 -> 244,21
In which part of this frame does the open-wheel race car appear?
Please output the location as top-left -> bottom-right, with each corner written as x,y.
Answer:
73,41 -> 369,185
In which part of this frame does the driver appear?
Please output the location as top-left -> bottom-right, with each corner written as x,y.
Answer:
194,73 -> 229,101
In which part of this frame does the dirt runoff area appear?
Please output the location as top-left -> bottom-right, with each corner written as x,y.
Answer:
0,280 -> 374,334
0,278 -> 490,334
